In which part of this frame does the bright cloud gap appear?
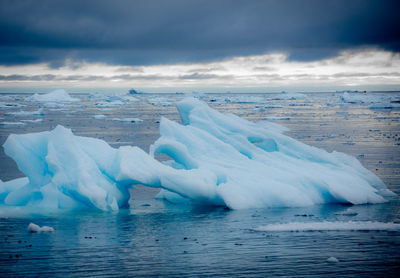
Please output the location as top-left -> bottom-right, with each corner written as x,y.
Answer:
0,49 -> 399,93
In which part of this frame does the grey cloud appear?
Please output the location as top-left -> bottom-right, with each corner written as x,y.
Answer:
179,73 -> 221,80
0,0 -> 398,67
253,66 -> 276,72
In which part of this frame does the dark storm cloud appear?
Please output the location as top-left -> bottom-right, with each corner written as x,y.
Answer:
0,0 -> 399,66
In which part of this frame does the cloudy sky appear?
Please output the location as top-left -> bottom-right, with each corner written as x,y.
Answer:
0,0 -> 399,92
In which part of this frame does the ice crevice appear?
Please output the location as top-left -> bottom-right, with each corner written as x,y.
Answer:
0,98 -> 395,212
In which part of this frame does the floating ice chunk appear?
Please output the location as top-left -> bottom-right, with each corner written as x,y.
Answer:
0,97 -> 394,212
227,96 -> 265,103
21,119 -> 43,124
121,95 -> 139,102
369,102 -> 399,110
253,106 -> 266,112
327,257 -> 339,263
1,121 -> 26,126
94,114 -> 106,119
253,221 -> 400,232
95,100 -> 124,107
148,97 -> 172,106
6,108 -> 44,117
111,117 -> 143,123
338,92 -> 400,110
263,116 -> 290,121
0,102 -> 26,109
27,89 -> 79,103
129,88 -> 142,95
27,222 -> 54,233
271,92 -> 307,100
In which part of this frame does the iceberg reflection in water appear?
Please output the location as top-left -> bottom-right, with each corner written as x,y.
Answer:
0,98 -> 394,212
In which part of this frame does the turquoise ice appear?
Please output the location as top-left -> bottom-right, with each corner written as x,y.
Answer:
0,98 -> 394,212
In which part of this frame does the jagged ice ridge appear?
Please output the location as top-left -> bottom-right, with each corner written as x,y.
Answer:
0,98 -> 394,212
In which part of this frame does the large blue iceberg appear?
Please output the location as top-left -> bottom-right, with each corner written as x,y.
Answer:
0,98 -> 394,212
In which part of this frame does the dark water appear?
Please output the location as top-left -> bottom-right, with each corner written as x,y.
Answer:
1,195 -> 400,277
1,91 -> 400,277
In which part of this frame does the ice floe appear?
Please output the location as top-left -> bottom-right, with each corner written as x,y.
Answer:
27,222 -> 54,233
6,108 -> 44,117
94,114 -> 106,119
253,221 -> 400,232
327,257 -> 339,263
111,117 -> 143,123
1,121 -> 26,126
26,89 -> 80,103
0,98 -> 395,212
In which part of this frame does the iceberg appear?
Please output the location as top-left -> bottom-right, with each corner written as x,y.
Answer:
0,98 -> 394,212
26,89 -> 80,103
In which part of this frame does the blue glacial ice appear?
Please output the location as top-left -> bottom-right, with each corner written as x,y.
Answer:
0,98 -> 395,212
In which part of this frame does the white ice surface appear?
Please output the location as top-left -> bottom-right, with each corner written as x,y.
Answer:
27,89 -> 80,103
253,221 -> 400,232
0,98 -> 395,212
6,108 -> 44,117
94,114 -> 106,119
327,257 -> 339,263
27,222 -> 54,233
111,117 -> 143,123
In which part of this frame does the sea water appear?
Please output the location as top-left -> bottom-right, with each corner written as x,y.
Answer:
0,91 -> 399,277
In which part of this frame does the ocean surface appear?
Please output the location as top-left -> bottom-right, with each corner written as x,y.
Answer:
1,91 -> 400,277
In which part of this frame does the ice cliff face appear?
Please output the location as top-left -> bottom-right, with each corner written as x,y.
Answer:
0,98 -> 394,212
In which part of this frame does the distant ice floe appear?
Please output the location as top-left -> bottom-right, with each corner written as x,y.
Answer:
0,98 -> 395,212
6,108 -> 44,117
26,89 -> 80,103
21,119 -> 43,124
27,222 -> 54,233
148,97 -> 172,106
90,92 -> 139,106
253,221 -> 400,232
94,114 -> 106,119
0,121 -> 26,126
339,92 -> 400,109
111,117 -> 143,123
271,92 -> 307,100
0,102 -> 26,109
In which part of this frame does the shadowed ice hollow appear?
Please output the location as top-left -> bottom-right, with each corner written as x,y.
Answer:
0,98 -> 395,212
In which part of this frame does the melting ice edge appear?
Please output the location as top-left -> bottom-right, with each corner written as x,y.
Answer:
0,98 -> 395,212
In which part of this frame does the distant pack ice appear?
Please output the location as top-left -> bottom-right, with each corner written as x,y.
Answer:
0,98 -> 395,212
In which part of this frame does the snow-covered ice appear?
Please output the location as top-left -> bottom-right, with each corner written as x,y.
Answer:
111,117 -> 143,123
6,108 -> 44,117
148,97 -> 172,106
21,119 -> 43,124
26,89 -> 80,103
253,221 -> 400,232
1,121 -> 26,126
271,92 -> 307,100
327,257 -> 339,263
0,102 -> 26,109
27,222 -> 54,233
94,114 -> 106,119
0,98 -> 394,212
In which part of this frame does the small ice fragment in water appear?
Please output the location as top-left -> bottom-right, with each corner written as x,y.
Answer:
327,257 -> 339,263
27,223 -> 54,233
94,114 -> 106,119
